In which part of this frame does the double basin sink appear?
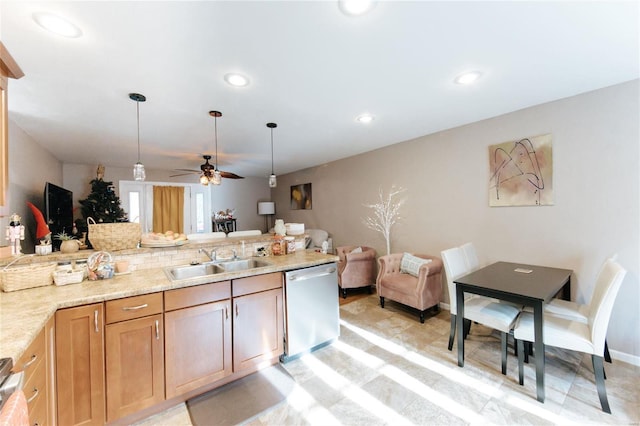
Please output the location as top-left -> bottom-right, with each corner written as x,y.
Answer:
165,258 -> 273,281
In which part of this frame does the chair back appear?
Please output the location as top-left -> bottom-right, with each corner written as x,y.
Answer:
588,258 -> 626,354
461,242 -> 480,271
441,247 -> 469,312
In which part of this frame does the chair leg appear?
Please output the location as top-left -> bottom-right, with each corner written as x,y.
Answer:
592,355 -> 611,414
419,311 -> 425,324
501,332 -> 508,375
342,288 -> 347,299
448,314 -> 456,351
379,296 -> 385,308
524,341 -> 530,364
517,339 -> 525,385
463,318 -> 472,339
604,340 -> 612,363
368,285 -> 373,294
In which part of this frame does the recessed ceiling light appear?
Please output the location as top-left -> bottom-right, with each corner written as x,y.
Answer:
339,0 -> 377,16
356,113 -> 375,123
33,12 -> 82,38
454,71 -> 483,85
224,73 -> 250,87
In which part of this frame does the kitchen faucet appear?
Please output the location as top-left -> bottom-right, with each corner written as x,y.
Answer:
198,248 -> 216,262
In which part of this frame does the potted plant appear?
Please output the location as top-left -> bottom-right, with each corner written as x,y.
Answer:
55,232 -> 81,254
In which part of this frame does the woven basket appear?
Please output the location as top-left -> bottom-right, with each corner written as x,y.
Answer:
0,262 -> 57,292
53,268 -> 85,286
87,217 -> 141,251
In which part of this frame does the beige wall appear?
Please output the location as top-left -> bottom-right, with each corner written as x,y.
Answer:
273,80 -> 640,360
0,123 -> 62,251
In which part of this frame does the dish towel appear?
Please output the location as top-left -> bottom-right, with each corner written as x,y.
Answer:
0,390 -> 29,426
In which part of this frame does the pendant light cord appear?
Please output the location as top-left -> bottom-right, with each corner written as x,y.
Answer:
136,101 -> 141,163
270,127 -> 274,175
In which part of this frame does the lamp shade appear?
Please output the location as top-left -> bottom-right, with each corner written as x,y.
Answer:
258,202 -> 275,215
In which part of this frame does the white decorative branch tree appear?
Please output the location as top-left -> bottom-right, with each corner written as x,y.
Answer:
362,186 -> 407,256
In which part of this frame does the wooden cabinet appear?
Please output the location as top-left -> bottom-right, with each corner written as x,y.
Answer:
16,326 -> 47,426
56,303 -> 105,426
105,293 -> 164,422
45,315 -> 57,426
165,281 -> 232,398
232,272 -> 284,372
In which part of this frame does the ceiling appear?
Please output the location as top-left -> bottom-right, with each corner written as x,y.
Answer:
2,1 -> 638,181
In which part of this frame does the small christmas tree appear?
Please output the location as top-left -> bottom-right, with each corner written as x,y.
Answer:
79,164 -> 128,223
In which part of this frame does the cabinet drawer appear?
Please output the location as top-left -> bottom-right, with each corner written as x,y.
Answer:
106,293 -> 163,324
232,272 -> 282,297
165,281 -> 231,312
23,358 -> 46,414
28,386 -> 47,426
15,327 -> 45,381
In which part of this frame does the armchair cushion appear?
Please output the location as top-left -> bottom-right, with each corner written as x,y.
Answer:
400,252 -> 432,277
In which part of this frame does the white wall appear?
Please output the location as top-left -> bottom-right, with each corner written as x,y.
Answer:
273,80 -> 640,360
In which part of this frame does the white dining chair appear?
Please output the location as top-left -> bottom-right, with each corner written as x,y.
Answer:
513,258 -> 626,413
441,246 -> 522,374
543,256 -> 617,363
460,242 -> 480,271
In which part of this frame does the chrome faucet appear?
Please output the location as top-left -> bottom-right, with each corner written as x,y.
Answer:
198,248 -> 216,262
232,248 -> 237,260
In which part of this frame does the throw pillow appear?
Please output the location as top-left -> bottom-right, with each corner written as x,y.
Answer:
350,246 -> 363,254
400,253 -> 432,277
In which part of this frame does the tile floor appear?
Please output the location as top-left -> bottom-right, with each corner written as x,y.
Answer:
137,294 -> 640,425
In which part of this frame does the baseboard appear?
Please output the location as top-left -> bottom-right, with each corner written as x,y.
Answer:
610,349 -> 640,366
437,303 -> 640,366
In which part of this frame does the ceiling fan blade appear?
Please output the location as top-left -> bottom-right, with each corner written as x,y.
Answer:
174,168 -> 200,173
220,171 -> 245,179
170,172 -> 198,177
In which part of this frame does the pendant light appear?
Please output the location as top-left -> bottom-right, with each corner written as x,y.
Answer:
267,122 -> 277,188
129,93 -> 146,181
209,111 -> 222,186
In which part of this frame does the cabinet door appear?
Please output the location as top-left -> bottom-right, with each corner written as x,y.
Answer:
233,288 -> 284,372
165,300 -> 232,398
105,314 -> 164,422
56,303 -> 105,426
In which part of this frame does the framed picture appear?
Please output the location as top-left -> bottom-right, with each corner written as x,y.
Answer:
290,183 -> 312,210
488,134 -> 553,207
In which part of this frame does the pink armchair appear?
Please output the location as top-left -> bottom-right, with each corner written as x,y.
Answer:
376,253 -> 443,323
336,246 -> 377,298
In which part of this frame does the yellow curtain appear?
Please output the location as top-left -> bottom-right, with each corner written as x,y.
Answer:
152,186 -> 184,233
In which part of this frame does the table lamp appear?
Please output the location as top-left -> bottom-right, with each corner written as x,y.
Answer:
257,202 -> 275,233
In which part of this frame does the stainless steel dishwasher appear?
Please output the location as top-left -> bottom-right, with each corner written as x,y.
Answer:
281,263 -> 340,362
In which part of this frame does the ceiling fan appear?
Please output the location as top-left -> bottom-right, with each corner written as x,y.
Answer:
170,155 -> 244,180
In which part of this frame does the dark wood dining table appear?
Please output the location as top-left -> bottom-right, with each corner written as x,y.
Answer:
454,261 -> 572,403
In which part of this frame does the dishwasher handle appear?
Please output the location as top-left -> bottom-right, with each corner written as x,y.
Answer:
287,267 -> 336,282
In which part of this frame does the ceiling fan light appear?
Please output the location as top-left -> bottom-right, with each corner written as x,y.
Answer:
133,162 -> 146,181
269,174 -> 277,188
212,170 -> 222,185
200,174 -> 209,185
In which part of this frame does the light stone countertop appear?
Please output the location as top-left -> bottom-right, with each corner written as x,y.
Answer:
0,250 -> 338,364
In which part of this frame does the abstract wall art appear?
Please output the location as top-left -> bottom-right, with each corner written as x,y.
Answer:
290,183 -> 312,210
489,134 -> 553,207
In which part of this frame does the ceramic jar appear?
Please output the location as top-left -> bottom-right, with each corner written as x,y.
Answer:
274,219 -> 286,236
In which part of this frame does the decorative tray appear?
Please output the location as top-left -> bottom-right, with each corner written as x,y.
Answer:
140,240 -> 188,248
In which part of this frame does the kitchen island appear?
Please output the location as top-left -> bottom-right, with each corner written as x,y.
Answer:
0,243 -> 338,425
